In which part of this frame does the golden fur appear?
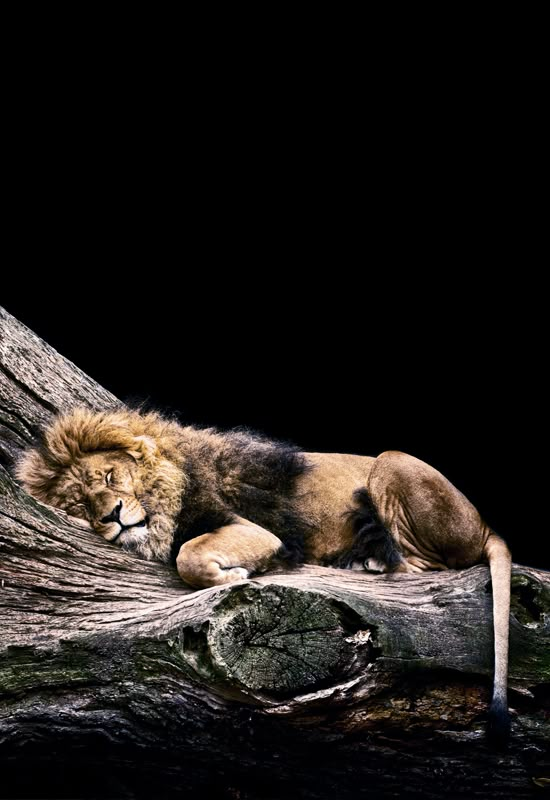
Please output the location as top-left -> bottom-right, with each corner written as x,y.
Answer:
17,407 -> 512,742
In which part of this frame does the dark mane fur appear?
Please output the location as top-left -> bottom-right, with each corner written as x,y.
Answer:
169,428 -> 314,566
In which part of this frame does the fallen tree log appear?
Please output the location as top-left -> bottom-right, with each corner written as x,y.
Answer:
0,306 -> 549,799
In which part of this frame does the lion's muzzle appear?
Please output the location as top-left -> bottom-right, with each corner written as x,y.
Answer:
96,498 -> 149,544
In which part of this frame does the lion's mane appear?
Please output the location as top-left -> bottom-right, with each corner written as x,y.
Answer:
17,407 -> 313,564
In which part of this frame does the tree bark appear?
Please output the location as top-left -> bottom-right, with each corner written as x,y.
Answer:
0,306 -> 549,799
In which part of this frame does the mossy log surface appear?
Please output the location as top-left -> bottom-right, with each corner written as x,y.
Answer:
0,306 -> 549,800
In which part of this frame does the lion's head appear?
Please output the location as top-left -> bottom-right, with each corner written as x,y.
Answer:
17,408 -> 185,561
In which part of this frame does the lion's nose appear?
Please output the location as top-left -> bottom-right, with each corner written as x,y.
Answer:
100,500 -> 123,525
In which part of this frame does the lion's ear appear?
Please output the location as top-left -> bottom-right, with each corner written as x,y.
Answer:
127,435 -> 158,464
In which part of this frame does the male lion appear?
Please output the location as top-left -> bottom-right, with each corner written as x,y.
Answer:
17,407 -> 511,742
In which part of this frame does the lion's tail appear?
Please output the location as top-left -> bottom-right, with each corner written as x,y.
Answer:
484,532 -> 512,746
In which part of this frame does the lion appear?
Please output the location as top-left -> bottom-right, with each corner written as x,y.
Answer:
16,407 -> 512,743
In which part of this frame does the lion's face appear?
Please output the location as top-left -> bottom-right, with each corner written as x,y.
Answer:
52,451 -> 150,550
17,408 -> 186,563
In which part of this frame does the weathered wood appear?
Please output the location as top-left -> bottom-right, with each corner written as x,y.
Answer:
0,306 -> 119,470
0,306 -> 549,799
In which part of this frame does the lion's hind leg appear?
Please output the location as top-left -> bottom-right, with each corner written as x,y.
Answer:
176,518 -> 284,589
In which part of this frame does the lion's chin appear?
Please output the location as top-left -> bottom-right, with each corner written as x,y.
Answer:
118,526 -> 150,553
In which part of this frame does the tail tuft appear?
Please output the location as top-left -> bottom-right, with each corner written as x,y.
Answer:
487,697 -> 511,749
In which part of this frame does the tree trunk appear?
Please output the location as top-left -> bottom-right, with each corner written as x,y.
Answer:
0,306 -> 549,799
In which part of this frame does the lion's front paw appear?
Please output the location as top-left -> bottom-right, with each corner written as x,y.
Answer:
218,566 -> 249,584
176,547 -> 250,587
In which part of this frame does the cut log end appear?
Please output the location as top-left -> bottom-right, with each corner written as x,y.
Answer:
205,584 -> 377,697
